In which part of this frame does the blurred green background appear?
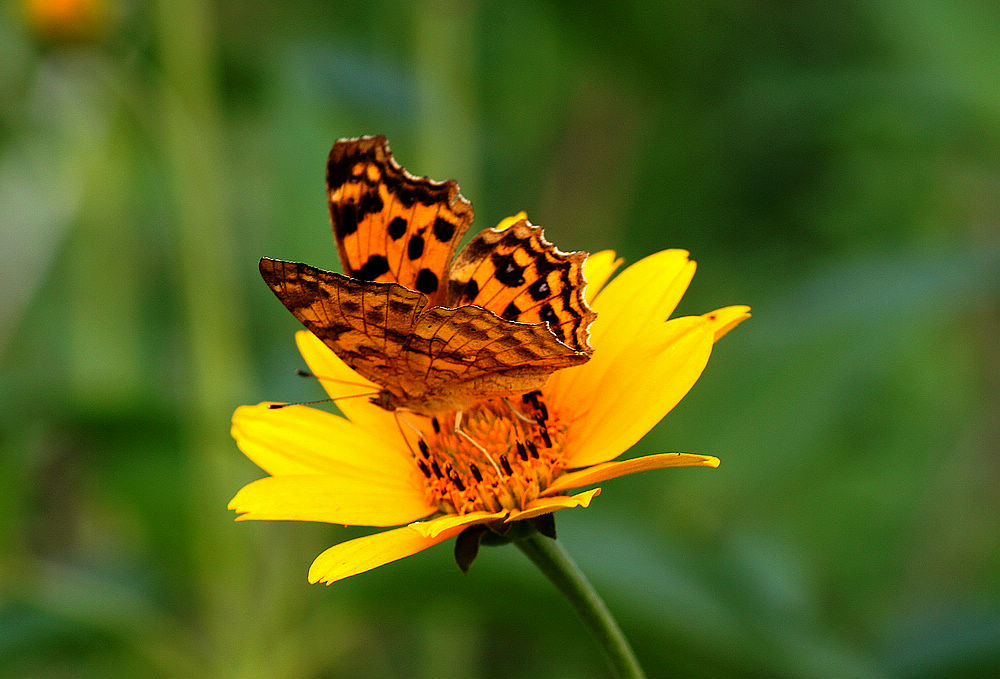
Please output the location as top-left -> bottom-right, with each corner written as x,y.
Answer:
2,1 -> 998,677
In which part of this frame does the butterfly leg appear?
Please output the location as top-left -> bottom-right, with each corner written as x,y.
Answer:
393,408 -> 432,461
502,397 -> 536,423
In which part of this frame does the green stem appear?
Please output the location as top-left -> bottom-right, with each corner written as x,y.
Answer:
516,534 -> 647,679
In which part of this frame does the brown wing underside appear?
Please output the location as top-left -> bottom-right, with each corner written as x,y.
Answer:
260,258 -> 587,412
401,304 -> 588,390
259,258 -> 427,392
447,219 -> 596,354
326,136 -> 473,306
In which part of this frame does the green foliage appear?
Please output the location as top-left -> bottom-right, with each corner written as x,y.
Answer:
2,1 -> 998,677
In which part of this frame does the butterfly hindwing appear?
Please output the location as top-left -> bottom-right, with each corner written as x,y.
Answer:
327,136 -> 473,305
447,219 -> 596,354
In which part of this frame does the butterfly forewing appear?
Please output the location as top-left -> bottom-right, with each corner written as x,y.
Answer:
327,136 -> 473,305
259,258 -> 428,397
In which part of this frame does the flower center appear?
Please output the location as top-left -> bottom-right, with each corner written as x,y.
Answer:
414,391 -> 566,515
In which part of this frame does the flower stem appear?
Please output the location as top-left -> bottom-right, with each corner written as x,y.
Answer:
516,534 -> 647,679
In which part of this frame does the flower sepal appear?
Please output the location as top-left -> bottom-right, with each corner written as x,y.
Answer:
453,515 -> 557,572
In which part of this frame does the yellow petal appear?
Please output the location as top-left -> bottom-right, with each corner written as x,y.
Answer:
407,510 -> 507,538
703,305 -> 751,342
590,249 -> 695,339
556,315 -> 715,468
547,250 -> 696,409
582,250 -> 623,304
308,524 -> 462,585
505,488 -> 601,522
231,403 -> 412,478
294,331 -> 401,448
229,473 -> 435,526
495,211 -> 528,231
294,330 -> 379,399
544,452 -> 720,496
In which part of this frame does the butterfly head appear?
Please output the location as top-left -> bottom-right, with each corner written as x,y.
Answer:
370,390 -> 397,412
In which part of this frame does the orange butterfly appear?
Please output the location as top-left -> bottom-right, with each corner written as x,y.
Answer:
260,136 -> 595,416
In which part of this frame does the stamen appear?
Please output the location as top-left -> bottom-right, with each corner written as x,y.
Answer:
500,455 -> 514,475
416,397 -> 568,515
516,441 -> 528,460
446,465 -> 466,491
526,441 -> 539,458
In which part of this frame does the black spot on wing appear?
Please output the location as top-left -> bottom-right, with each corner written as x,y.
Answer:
450,277 -> 478,304
357,255 -> 390,280
538,303 -> 565,342
357,190 -> 384,217
433,217 -> 456,243
416,268 -> 439,294
527,276 -> 551,301
407,234 -> 425,260
502,301 -> 521,320
388,216 -> 407,240
538,303 -> 558,326
326,157 -> 362,190
334,205 -> 358,237
387,174 -> 451,208
492,252 -> 526,287
458,235 -> 490,262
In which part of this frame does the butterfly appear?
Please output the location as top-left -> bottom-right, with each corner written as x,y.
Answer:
260,135 -> 596,416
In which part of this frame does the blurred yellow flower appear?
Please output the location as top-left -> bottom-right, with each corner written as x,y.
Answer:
230,249 -> 749,584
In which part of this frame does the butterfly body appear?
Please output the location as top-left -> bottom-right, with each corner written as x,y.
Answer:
262,136 -> 596,417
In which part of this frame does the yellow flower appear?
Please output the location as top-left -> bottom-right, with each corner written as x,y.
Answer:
230,249 -> 750,584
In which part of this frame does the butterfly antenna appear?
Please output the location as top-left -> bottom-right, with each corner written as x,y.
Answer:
268,391 -> 380,409
268,398 -> 333,409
